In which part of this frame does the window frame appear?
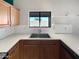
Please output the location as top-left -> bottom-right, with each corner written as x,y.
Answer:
29,11 -> 51,28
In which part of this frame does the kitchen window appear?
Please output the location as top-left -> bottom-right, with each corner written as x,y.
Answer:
29,11 -> 51,28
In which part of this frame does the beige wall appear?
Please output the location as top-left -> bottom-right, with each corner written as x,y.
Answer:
14,0 -> 79,34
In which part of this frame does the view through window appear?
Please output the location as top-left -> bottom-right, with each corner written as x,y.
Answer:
29,11 -> 51,28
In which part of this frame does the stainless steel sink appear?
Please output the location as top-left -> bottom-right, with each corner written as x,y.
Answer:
30,34 -> 50,38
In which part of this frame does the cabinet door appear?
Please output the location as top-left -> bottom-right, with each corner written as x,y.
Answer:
23,45 -> 40,59
60,46 -> 74,59
11,7 -> 19,26
40,44 -> 60,59
0,1 -> 10,26
15,9 -> 20,25
8,50 -> 16,59
23,40 -> 60,59
8,43 -> 19,59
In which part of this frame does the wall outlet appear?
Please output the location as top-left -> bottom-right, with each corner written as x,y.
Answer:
54,24 -> 72,34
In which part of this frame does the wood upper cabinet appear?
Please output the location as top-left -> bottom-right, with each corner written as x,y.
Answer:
0,1 -> 10,26
11,6 -> 20,26
0,0 -> 3,1
0,1 -> 20,27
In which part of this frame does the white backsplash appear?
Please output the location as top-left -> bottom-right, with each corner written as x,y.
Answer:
14,24 -> 72,34
0,26 -> 15,40
14,25 -> 54,35
14,25 -> 29,34
0,24 -> 73,40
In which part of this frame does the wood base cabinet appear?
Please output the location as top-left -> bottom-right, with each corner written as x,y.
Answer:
8,42 -> 20,59
22,40 -> 60,59
40,45 -> 59,59
60,45 -> 73,59
8,40 -> 78,59
8,40 -> 60,59
60,42 -> 79,59
23,45 -> 39,59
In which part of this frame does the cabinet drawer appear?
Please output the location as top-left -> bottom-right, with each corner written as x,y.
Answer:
40,40 -> 60,45
22,40 -> 40,45
21,40 -> 60,45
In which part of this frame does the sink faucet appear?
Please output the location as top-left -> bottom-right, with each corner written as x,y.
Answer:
38,28 -> 42,34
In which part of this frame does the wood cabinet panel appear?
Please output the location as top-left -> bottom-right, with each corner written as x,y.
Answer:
8,42 -> 20,59
22,40 -> 60,59
8,40 -> 78,59
8,51 -> 15,59
40,45 -> 59,59
23,45 -> 40,59
61,48 -> 73,59
23,40 -> 40,45
0,1 -> 10,26
0,1 -> 20,27
11,6 -> 20,26
40,40 -> 60,59
60,42 -> 76,59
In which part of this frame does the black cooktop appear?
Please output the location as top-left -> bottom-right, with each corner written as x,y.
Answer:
30,34 -> 50,38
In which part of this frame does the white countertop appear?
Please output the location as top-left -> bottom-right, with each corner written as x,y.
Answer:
0,34 -> 79,56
